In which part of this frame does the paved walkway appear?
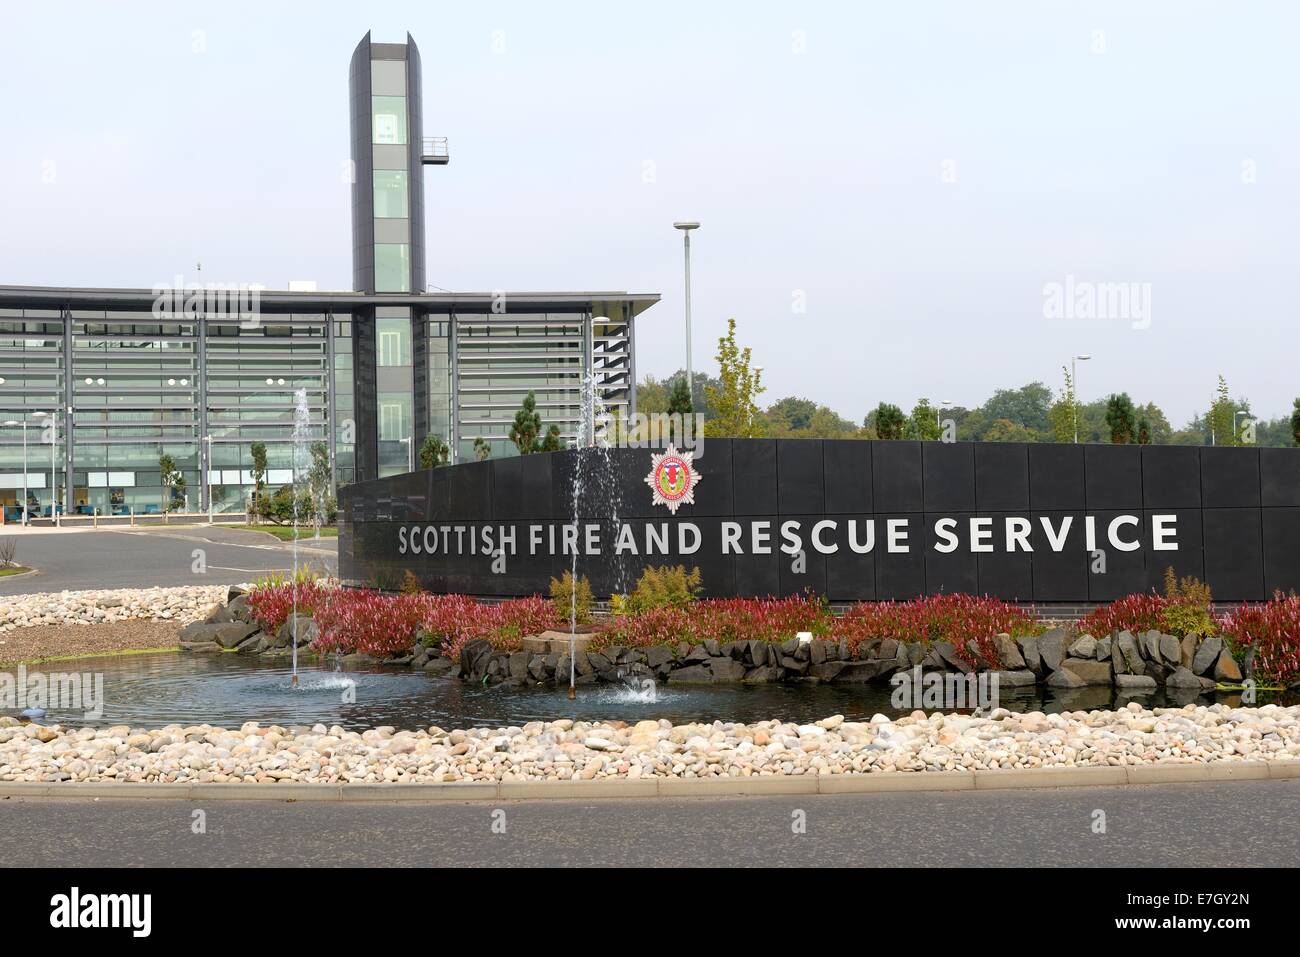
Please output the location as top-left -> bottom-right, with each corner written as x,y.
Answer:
0,780 -> 1294,866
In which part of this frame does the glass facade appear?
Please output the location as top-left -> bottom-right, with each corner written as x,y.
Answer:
0,305 -> 335,517
0,297 -> 643,510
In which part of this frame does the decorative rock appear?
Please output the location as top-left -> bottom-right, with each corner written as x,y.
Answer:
1068,634 -> 1097,659
1094,636 -> 1112,661
645,645 -> 674,669
1158,633 -> 1182,666
1114,673 -> 1157,690
1193,636 -> 1224,676
991,669 -> 1037,687
1140,630 -> 1163,661
1061,658 -> 1112,685
1214,649 -> 1242,682
933,642 -> 972,674
1045,667 -> 1086,688
1112,631 -> 1144,675
1166,666 -> 1203,689
993,634 -> 1025,670
1037,628 -> 1069,672
1016,635 -> 1042,673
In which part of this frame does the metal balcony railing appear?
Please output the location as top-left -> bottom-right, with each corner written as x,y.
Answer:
421,136 -> 449,165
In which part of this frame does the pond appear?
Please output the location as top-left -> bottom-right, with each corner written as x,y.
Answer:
8,651 -> 1288,731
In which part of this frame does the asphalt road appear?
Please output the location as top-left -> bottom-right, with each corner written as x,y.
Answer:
2,780 -> 1295,867
0,527 -> 337,595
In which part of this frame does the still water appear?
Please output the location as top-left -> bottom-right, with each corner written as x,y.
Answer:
9,651 -> 1283,731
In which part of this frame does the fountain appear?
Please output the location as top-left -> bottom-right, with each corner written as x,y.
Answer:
288,387 -> 313,688
566,373 -> 627,699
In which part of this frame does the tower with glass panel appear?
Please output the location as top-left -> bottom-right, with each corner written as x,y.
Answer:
349,32 -> 445,479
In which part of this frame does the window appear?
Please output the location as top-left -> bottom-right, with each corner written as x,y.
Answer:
379,400 -> 407,440
373,170 -> 408,218
376,317 -> 411,367
374,244 -> 410,292
372,96 -> 407,145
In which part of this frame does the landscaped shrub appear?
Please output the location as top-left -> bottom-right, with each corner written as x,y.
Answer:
597,606 -> 692,650
1074,574 -> 1218,641
594,594 -> 830,650
549,570 -> 593,623
414,593 -> 562,658
1075,591 -> 1166,639
1159,567 -> 1217,638
623,564 -> 703,614
1220,593 -> 1300,687
837,594 -> 1040,669
246,578 -> 330,634
400,570 -> 425,595
312,590 -> 433,656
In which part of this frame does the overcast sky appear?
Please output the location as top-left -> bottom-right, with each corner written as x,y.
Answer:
3,1 -> 1296,426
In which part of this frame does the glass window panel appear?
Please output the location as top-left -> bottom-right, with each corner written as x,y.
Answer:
372,96 -> 407,145
374,244 -> 410,292
373,170 -> 408,218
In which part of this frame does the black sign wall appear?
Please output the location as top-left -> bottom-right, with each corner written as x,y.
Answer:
338,439 -> 1300,604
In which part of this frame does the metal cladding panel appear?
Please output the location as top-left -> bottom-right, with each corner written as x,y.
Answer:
340,441 -> 1300,603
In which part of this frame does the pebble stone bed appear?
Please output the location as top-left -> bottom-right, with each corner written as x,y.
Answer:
0,586 -> 226,633
1,703 -> 1297,785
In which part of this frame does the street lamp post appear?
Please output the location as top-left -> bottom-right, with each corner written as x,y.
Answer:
938,399 -> 952,429
673,221 -> 700,405
399,435 -> 413,473
1233,410 -> 1250,446
1072,354 -> 1091,444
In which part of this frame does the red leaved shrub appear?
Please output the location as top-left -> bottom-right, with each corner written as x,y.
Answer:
246,580 -> 329,634
1220,593 -> 1300,687
1075,591 -> 1166,639
836,594 -> 1040,669
312,589 -> 434,656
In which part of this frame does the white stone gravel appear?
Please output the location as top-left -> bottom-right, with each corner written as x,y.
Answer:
0,702 -> 1296,785
0,586 -> 227,633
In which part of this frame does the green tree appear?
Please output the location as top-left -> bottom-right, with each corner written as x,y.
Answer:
1046,366 -> 1078,443
540,424 -> 563,452
983,418 -> 1036,442
509,391 -> 544,454
703,318 -> 766,438
767,396 -> 818,433
870,402 -> 906,440
1208,375 -> 1236,446
1292,399 -> 1300,447
905,398 -> 942,440
419,434 -> 449,470
668,377 -> 693,416
158,453 -> 185,512
249,441 -> 268,513
473,437 -> 492,461
982,383 -> 1053,435
1105,393 -> 1137,444
1137,416 -> 1151,445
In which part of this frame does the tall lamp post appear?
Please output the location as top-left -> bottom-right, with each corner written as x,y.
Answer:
399,435 -> 413,473
1233,410 -> 1250,446
2,419 -> 24,525
937,399 -> 952,429
673,221 -> 700,405
1072,354 -> 1091,444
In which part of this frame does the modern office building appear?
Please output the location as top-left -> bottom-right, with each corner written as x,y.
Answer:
0,32 -> 657,518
